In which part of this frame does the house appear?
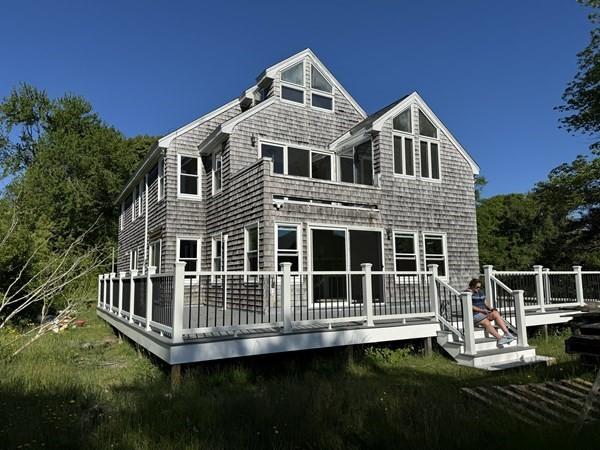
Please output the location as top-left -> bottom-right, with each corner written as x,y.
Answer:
100,49 -> 593,370
115,48 -> 480,291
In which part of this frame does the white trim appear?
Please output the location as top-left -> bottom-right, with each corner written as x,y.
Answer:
422,232 -> 449,280
259,139 -> 335,181
274,223 -> 303,272
212,150 -> 223,195
244,223 -> 260,281
148,239 -> 162,273
157,157 -> 164,202
129,248 -> 138,271
280,83 -> 305,106
370,92 -> 478,174
177,154 -> 201,200
262,49 -> 367,118
158,98 -> 239,148
176,237 -> 201,278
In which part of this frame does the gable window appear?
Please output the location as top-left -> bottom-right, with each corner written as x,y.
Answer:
420,141 -> 440,180
148,240 -> 161,272
419,109 -> 438,139
338,140 -> 373,186
280,62 -> 305,104
394,232 -> 418,273
213,151 -> 222,194
178,155 -> 200,198
178,238 -> 199,277
157,157 -> 165,201
310,65 -> 333,111
244,225 -> 259,274
393,135 -> 415,176
260,142 -> 332,181
276,225 -> 300,271
423,233 -> 447,277
312,93 -> 333,111
129,248 -> 138,271
393,108 -> 412,133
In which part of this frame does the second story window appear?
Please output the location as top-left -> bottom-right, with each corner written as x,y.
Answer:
131,185 -> 137,221
158,157 -> 165,201
178,155 -> 200,198
281,62 -> 304,104
261,143 -> 332,181
338,140 -> 373,186
393,135 -> 415,176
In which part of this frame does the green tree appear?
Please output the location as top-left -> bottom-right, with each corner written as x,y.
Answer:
557,0 -> 600,148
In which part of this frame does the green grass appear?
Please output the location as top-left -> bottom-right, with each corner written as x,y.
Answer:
1,303 -> 599,449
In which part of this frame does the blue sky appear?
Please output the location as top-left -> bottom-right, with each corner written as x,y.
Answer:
0,0 -> 594,197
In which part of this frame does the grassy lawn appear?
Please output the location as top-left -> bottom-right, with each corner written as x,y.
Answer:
1,302 -> 599,450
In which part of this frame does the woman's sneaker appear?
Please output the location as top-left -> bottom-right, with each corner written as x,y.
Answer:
498,336 -> 512,345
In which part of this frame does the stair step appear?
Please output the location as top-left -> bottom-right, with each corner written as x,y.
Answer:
475,355 -> 556,371
456,346 -> 537,368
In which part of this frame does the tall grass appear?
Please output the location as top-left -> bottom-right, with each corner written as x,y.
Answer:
0,303 -> 598,449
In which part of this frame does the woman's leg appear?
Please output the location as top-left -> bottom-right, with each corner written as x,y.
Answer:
489,310 -> 510,335
478,318 -> 502,340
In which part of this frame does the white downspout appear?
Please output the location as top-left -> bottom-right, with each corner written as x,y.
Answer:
143,175 -> 149,274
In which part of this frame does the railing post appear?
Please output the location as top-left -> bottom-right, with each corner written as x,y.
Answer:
543,268 -> 552,306
102,274 -> 107,309
483,265 -> 494,308
461,291 -> 476,356
129,269 -> 137,323
172,262 -> 186,344
97,274 -> 102,307
109,272 -> 116,312
533,265 -> 545,313
574,266 -> 585,306
427,264 -> 439,317
512,289 -> 528,347
118,271 -> 126,316
361,263 -> 374,327
145,266 -> 156,331
281,262 -> 292,333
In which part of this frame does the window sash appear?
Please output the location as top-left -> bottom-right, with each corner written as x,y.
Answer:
420,140 -> 440,180
394,233 -> 418,275
178,156 -> 200,196
281,85 -> 304,104
262,142 -> 332,181
393,135 -> 414,176
277,225 -> 300,271
178,239 -> 199,274
423,235 -> 447,277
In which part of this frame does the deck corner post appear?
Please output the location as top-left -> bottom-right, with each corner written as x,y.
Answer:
118,271 -> 126,316
361,263 -> 374,327
129,269 -> 138,323
281,262 -> 293,333
512,289 -> 528,347
427,264 -> 439,317
109,272 -> 116,312
533,265 -> 546,312
145,266 -> 156,331
172,262 -> 186,344
483,265 -> 494,308
461,291 -> 476,355
573,265 -> 585,306
543,268 -> 552,306
97,274 -> 102,307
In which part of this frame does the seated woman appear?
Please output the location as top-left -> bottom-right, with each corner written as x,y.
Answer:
468,278 -> 515,345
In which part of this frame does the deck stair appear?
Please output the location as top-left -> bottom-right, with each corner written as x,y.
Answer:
437,328 -> 553,371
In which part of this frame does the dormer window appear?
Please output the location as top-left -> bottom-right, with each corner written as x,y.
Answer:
281,62 -> 305,104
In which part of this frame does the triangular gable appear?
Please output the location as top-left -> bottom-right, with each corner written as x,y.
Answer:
261,49 -> 367,119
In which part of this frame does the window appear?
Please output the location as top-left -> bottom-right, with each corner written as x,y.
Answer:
311,65 -> 332,93
129,248 -> 138,271
393,135 -> 415,176
423,234 -> 447,277
157,157 -> 165,201
394,232 -> 418,273
419,109 -> 438,138
213,151 -> 222,194
148,163 -> 158,186
260,142 -> 332,181
276,225 -> 300,271
178,239 -> 199,277
338,140 -> 373,185
178,155 -> 200,197
281,62 -> 304,85
148,240 -> 161,272
137,181 -> 143,217
245,225 -> 259,274
211,238 -> 223,272
312,93 -> 333,111
280,62 -> 304,104
393,108 -> 412,133
120,203 -> 124,231
420,141 -> 440,180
